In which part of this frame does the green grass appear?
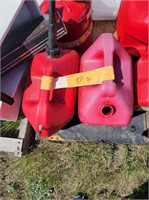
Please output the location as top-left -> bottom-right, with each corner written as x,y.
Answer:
1,141 -> 148,200
1,118 -> 22,137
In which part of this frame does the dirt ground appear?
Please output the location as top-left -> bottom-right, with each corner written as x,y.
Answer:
0,141 -> 148,200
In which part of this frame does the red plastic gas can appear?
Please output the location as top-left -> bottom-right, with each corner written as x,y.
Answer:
78,33 -> 133,126
22,49 -> 79,138
116,0 -> 148,56
133,47 -> 149,107
39,0 -> 92,55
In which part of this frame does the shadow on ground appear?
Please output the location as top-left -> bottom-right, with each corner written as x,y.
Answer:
123,181 -> 148,199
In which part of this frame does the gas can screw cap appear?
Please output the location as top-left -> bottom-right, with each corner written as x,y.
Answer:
46,45 -> 60,58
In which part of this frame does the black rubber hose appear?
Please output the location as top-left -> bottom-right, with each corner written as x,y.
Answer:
46,0 -> 60,57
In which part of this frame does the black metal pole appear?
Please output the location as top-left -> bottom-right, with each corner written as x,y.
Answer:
46,0 -> 60,57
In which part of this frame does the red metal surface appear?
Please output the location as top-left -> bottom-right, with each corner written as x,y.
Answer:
40,0 -> 92,55
22,50 -> 79,138
78,33 -> 133,126
116,0 -> 148,56
133,47 -> 149,107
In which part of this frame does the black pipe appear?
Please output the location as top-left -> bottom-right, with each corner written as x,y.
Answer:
46,0 -> 60,57
49,0 -> 55,24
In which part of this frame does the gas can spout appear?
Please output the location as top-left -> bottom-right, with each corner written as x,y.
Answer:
46,0 -> 60,58
100,105 -> 115,117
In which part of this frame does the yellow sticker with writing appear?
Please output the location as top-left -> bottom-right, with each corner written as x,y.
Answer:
67,66 -> 115,88
40,66 -> 115,90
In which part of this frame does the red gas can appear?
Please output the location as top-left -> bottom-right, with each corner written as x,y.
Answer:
22,50 -> 79,138
133,47 -> 149,107
116,0 -> 148,56
78,33 -> 133,126
39,0 -> 92,55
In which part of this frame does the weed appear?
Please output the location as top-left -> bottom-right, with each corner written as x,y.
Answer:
0,118 -> 22,137
6,182 -> 16,194
27,177 -> 53,200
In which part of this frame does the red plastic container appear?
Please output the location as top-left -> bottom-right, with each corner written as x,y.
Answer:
40,0 -> 92,55
133,47 -> 149,107
78,33 -> 133,126
116,0 -> 148,56
22,50 -> 79,138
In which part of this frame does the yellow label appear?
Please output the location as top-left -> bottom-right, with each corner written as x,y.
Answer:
40,76 -> 54,90
67,66 -> 115,88
40,66 -> 115,90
